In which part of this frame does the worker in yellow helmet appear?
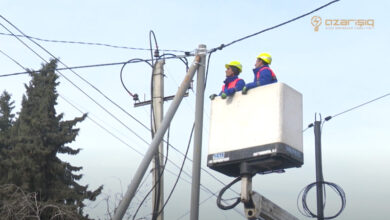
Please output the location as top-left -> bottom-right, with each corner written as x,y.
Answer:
210,61 -> 245,100
242,53 -> 277,94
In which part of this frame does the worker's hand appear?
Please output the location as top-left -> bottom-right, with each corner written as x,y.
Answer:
209,94 -> 217,100
221,93 -> 227,99
242,86 -> 248,95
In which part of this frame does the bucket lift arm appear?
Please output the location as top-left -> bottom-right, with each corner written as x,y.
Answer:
241,175 -> 300,220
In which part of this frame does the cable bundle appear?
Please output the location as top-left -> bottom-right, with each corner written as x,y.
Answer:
298,181 -> 346,219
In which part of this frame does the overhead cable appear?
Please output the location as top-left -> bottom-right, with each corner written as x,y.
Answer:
61,93 -> 219,202
59,94 -> 145,156
2,44 -> 235,209
0,16 -> 154,146
209,0 -> 340,53
303,92 -> 390,131
120,58 -> 152,101
1,15 -> 242,210
324,92 -> 390,122
0,49 -> 148,158
0,55 -> 192,78
0,31 -> 189,53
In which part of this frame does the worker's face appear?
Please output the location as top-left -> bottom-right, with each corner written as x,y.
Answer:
225,67 -> 234,77
255,58 -> 264,68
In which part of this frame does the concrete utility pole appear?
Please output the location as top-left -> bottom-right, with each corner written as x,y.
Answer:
190,44 -> 206,220
112,53 -> 201,220
152,60 -> 165,220
314,118 -> 324,220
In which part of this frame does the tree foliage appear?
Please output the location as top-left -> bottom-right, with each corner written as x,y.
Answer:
0,91 -> 15,184
0,59 -> 102,219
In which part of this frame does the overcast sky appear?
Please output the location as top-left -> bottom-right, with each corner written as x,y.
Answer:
1,0 -> 389,219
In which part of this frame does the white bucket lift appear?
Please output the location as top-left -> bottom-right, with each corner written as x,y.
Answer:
207,82 -> 303,177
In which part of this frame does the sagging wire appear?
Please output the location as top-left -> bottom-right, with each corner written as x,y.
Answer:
158,53 -> 191,92
208,0 -> 340,53
323,92 -> 390,123
158,53 -> 189,71
1,17 -> 245,218
0,32 -> 190,53
0,16 -> 156,149
0,56 -> 193,78
303,92 -> 390,133
120,58 -> 152,102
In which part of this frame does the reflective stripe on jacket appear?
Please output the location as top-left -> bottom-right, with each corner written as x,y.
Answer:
222,78 -> 241,91
256,66 -> 277,82
219,76 -> 245,96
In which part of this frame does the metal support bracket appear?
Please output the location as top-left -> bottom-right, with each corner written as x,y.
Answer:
240,174 -> 299,220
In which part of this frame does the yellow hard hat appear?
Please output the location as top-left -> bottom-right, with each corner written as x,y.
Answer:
257,53 -> 272,64
225,61 -> 242,73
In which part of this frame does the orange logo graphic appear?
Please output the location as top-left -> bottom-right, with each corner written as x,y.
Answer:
311,16 -> 374,31
311,16 -> 322,32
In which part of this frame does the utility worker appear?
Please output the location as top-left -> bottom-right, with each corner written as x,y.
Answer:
210,61 -> 245,100
242,53 -> 277,94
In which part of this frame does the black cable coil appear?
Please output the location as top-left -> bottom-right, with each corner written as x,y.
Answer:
298,181 -> 346,219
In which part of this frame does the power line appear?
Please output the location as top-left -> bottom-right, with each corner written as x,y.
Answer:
0,49 -> 27,70
0,47 -> 147,158
325,92 -> 390,121
1,14 -> 243,214
209,0 -> 340,52
61,95 -> 240,219
0,55 -> 193,78
0,31 -> 190,53
1,45 -> 164,218
59,94 -> 145,157
5,52 -> 235,219
0,16 -> 155,147
302,92 -> 390,131
0,60 -> 138,78
2,41 -> 239,208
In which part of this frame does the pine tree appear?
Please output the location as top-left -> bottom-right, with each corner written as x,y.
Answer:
0,91 -> 14,131
0,91 -> 15,184
4,59 -> 102,219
